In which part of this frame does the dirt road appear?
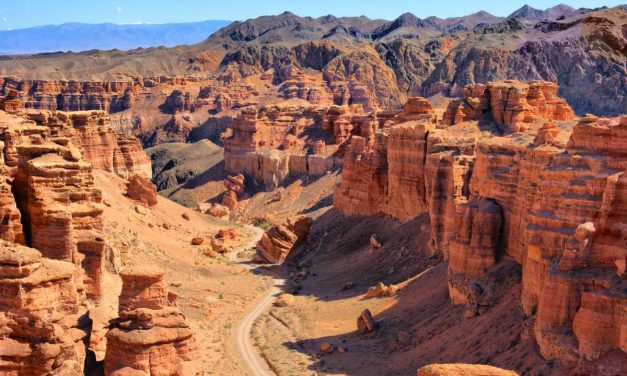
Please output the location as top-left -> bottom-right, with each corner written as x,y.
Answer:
233,225 -> 282,376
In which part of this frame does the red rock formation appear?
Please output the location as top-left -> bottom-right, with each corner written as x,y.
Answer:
333,133 -> 389,216
0,240 -> 87,374
1,77 -> 139,113
126,174 -> 158,207
0,110 -> 107,300
256,216 -> 313,263
386,120 -> 436,221
224,104 -> 340,190
104,266 -> 199,375
447,198 -> 502,305
0,174 -> 24,244
164,90 -> 191,113
221,173 -> 245,209
333,84 -> 626,366
25,110 -> 151,179
0,90 -> 23,114
443,80 -> 575,133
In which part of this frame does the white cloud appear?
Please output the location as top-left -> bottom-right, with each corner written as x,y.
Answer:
115,6 -> 123,13
2,17 -> 7,22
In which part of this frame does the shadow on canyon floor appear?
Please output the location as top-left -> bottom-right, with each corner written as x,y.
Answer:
258,208 -> 567,376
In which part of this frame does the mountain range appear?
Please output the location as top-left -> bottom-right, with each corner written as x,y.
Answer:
0,20 -> 230,54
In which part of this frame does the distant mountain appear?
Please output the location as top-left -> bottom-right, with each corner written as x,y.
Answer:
507,4 -> 575,20
0,21 -> 231,55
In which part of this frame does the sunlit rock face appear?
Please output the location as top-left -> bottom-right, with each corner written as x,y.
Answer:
104,266 -> 200,376
333,82 -> 627,365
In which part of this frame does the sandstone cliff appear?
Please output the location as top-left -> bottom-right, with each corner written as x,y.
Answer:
333,81 -> 626,368
0,240 -> 87,374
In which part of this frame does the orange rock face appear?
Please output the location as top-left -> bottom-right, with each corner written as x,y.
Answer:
224,104 -> 341,190
3,117 -> 106,301
443,80 -> 575,133
0,240 -> 87,374
1,77 -> 140,113
333,82 -> 626,366
0,174 -> 24,244
25,110 -> 151,179
104,266 -> 199,375
256,216 -> 313,263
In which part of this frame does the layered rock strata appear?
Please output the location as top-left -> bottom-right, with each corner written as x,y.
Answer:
443,81 -> 575,133
333,82 -> 626,366
104,266 -> 199,375
25,110 -> 151,179
1,77 -> 139,113
0,240 -> 87,374
221,173 -> 245,209
224,104 -> 340,190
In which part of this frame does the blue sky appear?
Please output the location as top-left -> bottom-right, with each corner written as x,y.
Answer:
0,1 -> 623,30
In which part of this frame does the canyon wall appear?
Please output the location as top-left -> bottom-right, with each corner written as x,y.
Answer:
223,104 -> 344,190
0,107 -> 154,373
0,76 -> 198,114
333,81 -> 626,367
0,240 -> 87,374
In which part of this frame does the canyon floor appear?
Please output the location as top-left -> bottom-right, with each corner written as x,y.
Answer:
94,170 -> 276,375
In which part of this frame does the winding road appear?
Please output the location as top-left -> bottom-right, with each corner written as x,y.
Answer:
232,225 -> 282,376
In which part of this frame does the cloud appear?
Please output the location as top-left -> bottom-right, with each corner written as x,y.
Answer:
115,6 -> 123,13
2,17 -> 7,22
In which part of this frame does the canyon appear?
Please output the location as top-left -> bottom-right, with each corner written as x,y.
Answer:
0,3 -> 625,376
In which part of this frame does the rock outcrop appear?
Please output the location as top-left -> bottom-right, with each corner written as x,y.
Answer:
1,77 -> 139,113
443,81 -> 574,133
256,216 -> 313,263
25,110 -> 151,179
0,240 -> 87,374
333,83 -> 627,367
126,174 -> 158,207
224,104 -> 340,190
221,174 -> 245,209
104,266 -> 199,375
0,174 -> 24,244
1,113 -> 107,301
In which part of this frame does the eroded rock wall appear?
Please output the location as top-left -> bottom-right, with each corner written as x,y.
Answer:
0,240 -> 86,374
333,82 -> 626,366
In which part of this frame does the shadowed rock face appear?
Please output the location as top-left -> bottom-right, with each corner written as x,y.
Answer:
333,81 -> 627,366
104,266 -> 199,375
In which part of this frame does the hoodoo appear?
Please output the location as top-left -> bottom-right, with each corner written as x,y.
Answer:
104,266 -> 199,375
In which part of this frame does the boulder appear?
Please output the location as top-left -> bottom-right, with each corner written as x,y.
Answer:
126,174 -> 158,207
256,216 -> 313,263
357,309 -> 377,334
